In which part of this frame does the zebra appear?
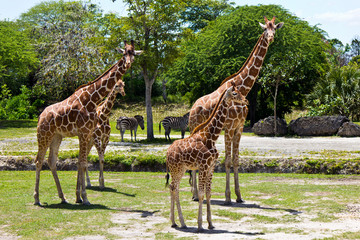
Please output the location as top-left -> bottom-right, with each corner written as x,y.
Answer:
159,112 -> 189,141
116,115 -> 145,142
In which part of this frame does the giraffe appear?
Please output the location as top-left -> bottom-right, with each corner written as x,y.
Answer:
166,82 -> 248,231
85,80 -> 125,189
189,17 -> 284,204
34,40 -> 142,205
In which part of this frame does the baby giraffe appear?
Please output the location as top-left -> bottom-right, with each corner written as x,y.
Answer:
165,81 -> 248,231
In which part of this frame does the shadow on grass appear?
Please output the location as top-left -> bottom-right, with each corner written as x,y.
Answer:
210,199 -> 302,215
175,226 -> 265,236
86,186 -> 136,197
120,209 -> 160,218
39,202 -> 111,210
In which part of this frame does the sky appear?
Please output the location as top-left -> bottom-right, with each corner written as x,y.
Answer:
0,0 -> 359,45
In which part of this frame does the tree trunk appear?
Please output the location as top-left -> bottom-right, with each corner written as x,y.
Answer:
273,79 -> 279,135
162,78 -> 167,103
144,76 -> 154,140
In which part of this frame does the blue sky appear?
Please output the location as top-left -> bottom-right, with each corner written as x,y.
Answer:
1,0 -> 359,45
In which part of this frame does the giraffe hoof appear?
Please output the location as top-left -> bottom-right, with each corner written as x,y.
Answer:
34,202 -> 42,207
76,199 -> 83,204
236,198 -> 245,203
192,197 -> 199,202
224,201 -> 232,206
61,200 -> 68,204
208,225 -> 215,230
171,224 -> 178,228
197,227 -> 204,233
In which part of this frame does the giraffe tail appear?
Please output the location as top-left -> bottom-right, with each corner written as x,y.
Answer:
165,164 -> 170,188
188,171 -> 193,186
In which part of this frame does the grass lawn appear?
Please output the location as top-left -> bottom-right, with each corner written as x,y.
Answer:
0,171 -> 359,239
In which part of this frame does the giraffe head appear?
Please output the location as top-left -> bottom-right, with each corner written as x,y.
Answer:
118,40 -> 143,68
114,79 -> 126,96
259,16 -> 284,43
226,81 -> 249,105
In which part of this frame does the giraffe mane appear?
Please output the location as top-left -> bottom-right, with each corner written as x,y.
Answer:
190,86 -> 229,136
219,32 -> 265,87
75,58 -> 123,92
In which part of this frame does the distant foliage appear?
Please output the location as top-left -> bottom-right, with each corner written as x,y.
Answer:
307,63 -> 360,121
0,85 -> 42,120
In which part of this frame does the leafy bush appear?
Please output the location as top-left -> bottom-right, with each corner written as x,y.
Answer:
0,85 -> 43,120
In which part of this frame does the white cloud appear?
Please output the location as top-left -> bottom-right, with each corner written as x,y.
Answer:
312,8 -> 360,26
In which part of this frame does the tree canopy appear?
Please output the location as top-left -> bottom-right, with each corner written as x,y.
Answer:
165,4 -> 329,123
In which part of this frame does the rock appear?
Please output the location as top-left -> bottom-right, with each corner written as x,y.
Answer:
289,115 -> 349,136
337,122 -> 360,137
252,116 -> 288,136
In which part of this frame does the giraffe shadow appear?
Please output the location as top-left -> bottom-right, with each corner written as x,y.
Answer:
210,199 -> 302,215
86,186 -> 136,197
175,226 -> 264,236
39,202 -> 111,210
120,209 -> 160,218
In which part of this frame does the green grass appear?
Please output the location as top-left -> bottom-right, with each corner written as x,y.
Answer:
1,172 -> 359,239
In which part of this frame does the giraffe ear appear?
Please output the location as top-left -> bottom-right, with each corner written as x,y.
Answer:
259,22 -> 266,30
134,50 -> 143,55
117,48 -> 125,54
275,22 -> 284,29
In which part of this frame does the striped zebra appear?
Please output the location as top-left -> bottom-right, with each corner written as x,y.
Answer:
116,115 -> 145,142
159,112 -> 189,141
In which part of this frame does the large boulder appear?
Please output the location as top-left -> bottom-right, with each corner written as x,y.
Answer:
337,122 -> 360,137
289,115 -> 349,136
252,116 -> 288,136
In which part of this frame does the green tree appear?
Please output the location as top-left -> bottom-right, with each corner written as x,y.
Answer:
20,0 -> 107,102
114,0 -> 187,139
166,4 -> 328,125
0,20 -> 39,95
307,63 -> 360,121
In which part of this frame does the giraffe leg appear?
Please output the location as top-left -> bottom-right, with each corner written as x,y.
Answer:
85,140 -> 93,188
169,182 -> 177,228
34,141 -> 49,205
48,134 -> 67,204
197,169 -> 206,232
130,130 -> 133,142
76,136 -> 91,205
191,170 -> 199,201
170,170 -> 187,229
206,170 -> 215,230
98,151 -> 105,189
134,128 -> 137,141
224,129 -> 234,205
233,127 -> 244,203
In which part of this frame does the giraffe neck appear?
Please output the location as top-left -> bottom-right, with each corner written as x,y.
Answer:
221,33 -> 269,96
74,58 -> 128,112
199,102 -> 227,144
97,86 -> 118,119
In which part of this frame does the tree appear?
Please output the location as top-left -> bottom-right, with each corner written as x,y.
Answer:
0,21 -> 39,95
166,4 -> 328,125
20,1 -> 107,102
307,63 -> 360,121
113,0 -> 186,140
180,0 -> 233,32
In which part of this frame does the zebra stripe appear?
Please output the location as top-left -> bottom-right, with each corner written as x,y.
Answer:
159,112 -> 189,141
116,115 -> 144,142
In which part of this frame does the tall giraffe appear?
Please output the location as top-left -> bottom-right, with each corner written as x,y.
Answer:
166,82 -> 248,231
189,17 -> 284,204
85,80 -> 125,189
34,40 -> 142,205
